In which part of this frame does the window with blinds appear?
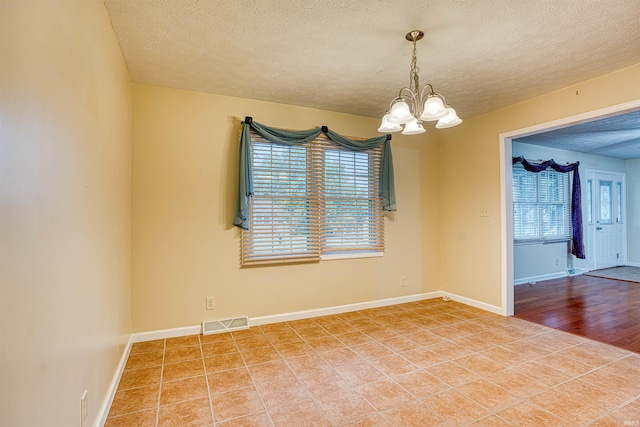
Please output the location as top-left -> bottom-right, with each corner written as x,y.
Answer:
512,164 -> 572,242
242,132 -> 384,265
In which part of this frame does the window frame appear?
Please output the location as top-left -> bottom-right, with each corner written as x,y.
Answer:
512,164 -> 572,244
242,131 -> 385,265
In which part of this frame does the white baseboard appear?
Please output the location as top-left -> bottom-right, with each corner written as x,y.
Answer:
437,291 -> 504,315
250,292 -> 440,326
132,325 -> 202,343
94,335 -> 133,427
628,261 -> 640,267
130,291 -> 506,345
513,271 -> 568,286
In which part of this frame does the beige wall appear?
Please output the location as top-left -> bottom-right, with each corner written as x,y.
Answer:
0,1 -> 132,426
438,64 -> 640,307
131,84 -> 439,332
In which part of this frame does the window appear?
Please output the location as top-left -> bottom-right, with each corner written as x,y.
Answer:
616,181 -> 623,224
512,164 -> 571,242
242,131 -> 383,265
600,180 -> 613,224
322,145 -> 383,254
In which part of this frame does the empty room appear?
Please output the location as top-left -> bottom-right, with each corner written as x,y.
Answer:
2,1 -> 640,426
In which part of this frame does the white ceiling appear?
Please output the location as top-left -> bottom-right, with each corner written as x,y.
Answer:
514,110 -> 640,160
103,0 -> 640,122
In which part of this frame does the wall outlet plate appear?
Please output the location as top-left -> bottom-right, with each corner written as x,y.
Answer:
206,297 -> 215,310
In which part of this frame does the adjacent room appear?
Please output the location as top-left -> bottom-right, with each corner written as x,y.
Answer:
2,1 -> 640,426
509,111 -> 640,352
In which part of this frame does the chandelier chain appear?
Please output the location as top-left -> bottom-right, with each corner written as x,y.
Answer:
410,39 -> 420,93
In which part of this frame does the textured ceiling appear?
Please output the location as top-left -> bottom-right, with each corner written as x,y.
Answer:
103,0 -> 640,122
514,110 -> 640,160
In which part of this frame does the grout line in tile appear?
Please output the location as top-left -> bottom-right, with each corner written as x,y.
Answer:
200,334 -> 217,426
231,331 -> 276,426
154,339 -> 165,427
269,340 -> 336,425
586,394 -> 640,427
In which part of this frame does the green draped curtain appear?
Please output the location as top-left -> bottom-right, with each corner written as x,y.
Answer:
234,117 -> 396,230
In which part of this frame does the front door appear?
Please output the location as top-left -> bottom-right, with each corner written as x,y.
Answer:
594,173 -> 623,269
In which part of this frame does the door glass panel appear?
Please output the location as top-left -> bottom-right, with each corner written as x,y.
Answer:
587,179 -> 593,225
616,181 -> 623,224
600,180 -> 613,224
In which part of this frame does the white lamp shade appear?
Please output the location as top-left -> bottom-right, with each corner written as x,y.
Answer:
387,100 -> 413,124
435,107 -> 462,129
420,95 -> 448,121
401,118 -> 425,135
378,114 -> 403,133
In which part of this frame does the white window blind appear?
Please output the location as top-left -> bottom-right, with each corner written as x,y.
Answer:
321,140 -> 384,253
512,164 -> 571,242
242,132 -> 384,265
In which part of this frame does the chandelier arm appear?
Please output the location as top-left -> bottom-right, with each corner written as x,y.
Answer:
432,91 -> 448,105
398,88 -> 421,118
418,84 -> 435,100
398,87 -> 417,101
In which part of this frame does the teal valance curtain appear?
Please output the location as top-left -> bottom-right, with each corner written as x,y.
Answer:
234,116 -> 396,230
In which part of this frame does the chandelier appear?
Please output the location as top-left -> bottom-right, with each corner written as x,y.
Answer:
378,30 -> 462,135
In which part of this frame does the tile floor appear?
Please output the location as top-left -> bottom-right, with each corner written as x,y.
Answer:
585,266 -> 640,283
105,299 -> 640,426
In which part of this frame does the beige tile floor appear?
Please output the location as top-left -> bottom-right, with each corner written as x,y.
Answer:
105,299 -> 640,426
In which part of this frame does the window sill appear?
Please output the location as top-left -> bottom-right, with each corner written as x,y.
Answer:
321,251 -> 384,261
514,238 -> 570,246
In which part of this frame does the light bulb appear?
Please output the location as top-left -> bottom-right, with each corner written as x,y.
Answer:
435,107 -> 462,128
378,114 -> 403,133
420,95 -> 448,121
387,100 -> 413,124
401,118 -> 426,135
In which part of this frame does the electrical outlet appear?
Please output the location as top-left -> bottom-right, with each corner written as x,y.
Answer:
480,208 -> 489,217
400,276 -> 406,287
80,390 -> 88,426
206,297 -> 215,310
555,258 -> 559,266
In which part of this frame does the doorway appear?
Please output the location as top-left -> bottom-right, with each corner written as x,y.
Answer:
500,100 -> 640,316
586,170 -> 627,270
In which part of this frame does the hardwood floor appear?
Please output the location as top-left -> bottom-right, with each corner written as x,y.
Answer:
514,274 -> 640,353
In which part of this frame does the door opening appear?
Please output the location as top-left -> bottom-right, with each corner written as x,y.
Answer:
500,100 -> 640,316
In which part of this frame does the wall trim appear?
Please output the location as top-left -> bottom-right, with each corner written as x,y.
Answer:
132,325 -> 202,343
130,292 -> 506,345
94,335 -> 133,427
250,292 -> 439,326
438,291 -> 504,315
513,271 -> 568,286
627,262 -> 640,267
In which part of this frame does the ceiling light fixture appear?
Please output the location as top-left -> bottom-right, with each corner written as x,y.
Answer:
378,30 -> 462,135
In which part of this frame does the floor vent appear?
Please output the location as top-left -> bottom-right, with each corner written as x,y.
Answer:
202,316 -> 249,335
